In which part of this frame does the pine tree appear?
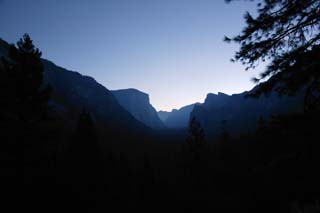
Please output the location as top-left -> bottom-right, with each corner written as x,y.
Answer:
73,109 -> 97,148
1,34 -> 51,170
186,117 -> 206,167
71,109 -> 99,170
186,117 -> 209,195
219,120 -> 230,144
1,34 -> 51,123
225,0 -> 320,111
69,109 -> 101,207
0,34 -> 53,208
187,117 -> 206,148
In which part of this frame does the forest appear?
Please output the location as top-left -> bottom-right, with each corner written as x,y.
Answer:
1,0 -> 320,212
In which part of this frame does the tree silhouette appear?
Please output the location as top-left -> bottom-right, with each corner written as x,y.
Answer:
0,34 -> 54,211
220,120 -> 229,143
1,33 -> 51,123
186,117 -> 206,172
225,0 -> 320,110
1,34 -> 52,182
71,109 -> 99,175
68,109 -> 103,208
187,117 -> 206,148
73,109 -> 98,148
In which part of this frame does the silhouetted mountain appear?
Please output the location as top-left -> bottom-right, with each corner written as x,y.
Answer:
0,38 -> 149,134
158,103 -> 200,129
45,61 -> 150,130
157,111 -> 170,123
1,35 -> 319,213
111,89 -> 164,129
191,89 -> 305,140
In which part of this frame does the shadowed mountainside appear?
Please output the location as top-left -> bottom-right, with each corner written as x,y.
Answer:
158,103 -> 200,129
112,89 -> 164,129
191,89 -> 305,139
0,38 -> 150,135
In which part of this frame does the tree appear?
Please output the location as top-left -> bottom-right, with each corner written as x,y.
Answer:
73,109 -> 98,148
1,34 -> 52,175
1,33 -> 51,123
225,0 -> 320,110
0,34 -> 53,210
187,117 -> 206,148
71,109 -> 99,169
186,117 -> 207,173
68,109 -> 102,206
220,120 -> 230,143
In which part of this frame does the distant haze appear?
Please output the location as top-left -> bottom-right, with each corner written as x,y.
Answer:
0,0 -> 264,111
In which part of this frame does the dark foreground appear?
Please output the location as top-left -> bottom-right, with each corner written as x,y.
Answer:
2,111 -> 320,213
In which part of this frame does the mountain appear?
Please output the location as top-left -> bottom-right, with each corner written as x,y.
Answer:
191,88 -> 305,140
111,89 -> 164,129
0,38 -> 149,134
157,111 -> 171,123
1,36 -> 306,139
158,103 -> 200,129
44,60 -> 149,130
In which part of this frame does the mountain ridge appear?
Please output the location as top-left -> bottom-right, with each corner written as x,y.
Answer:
0,38 -> 150,134
191,84 -> 305,139
158,103 -> 200,129
111,88 -> 164,129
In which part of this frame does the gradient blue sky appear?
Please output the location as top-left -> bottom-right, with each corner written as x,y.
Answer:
0,0 -> 264,111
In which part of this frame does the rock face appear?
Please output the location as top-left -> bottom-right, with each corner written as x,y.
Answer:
158,103 -> 200,129
157,111 -> 171,124
44,60 -> 148,130
112,89 -> 164,129
0,38 -> 148,133
191,89 -> 305,139
0,37 -> 306,138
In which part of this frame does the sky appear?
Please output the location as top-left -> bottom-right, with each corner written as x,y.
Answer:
0,0 -> 264,111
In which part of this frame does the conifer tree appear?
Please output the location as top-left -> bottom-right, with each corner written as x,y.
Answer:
225,0 -> 320,111
72,109 -> 99,168
220,120 -> 230,143
69,109 -> 101,205
2,33 -> 51,123
74,109 -> 97,147
186,117 -> 206,167
0,34 -> 53,207
187,117 -> 206,148
1,34 -> 52,176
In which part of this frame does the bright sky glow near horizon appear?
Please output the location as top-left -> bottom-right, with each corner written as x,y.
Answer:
0,0 -> 265,111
